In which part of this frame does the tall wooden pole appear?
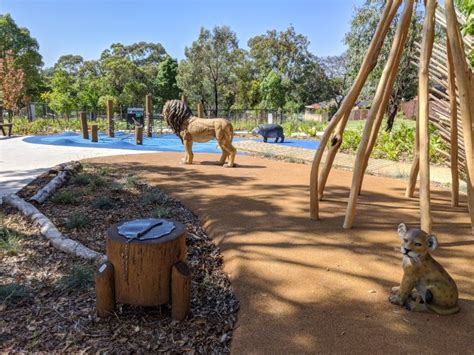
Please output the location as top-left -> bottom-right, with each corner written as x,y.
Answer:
406,115 -> 420,198
445,0 -> 474,231
309,0 -> 402,220
107,99 -> 114,138
343,0 -> 414,229
197,102 -> 204,118
145,94 -> 153,138
418,0 -> 437,234
358,10 -> 412,196
80,112 -> 89,140
447,39 -> 459,207
181,95 -> 188,105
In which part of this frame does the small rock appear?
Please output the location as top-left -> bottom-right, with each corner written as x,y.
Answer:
368,290 -> 376,294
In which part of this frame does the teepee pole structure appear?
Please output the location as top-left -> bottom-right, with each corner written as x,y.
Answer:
309,0 -> 402,220
318,110 -> 350,200
418,0 -> 437,234
343,0 -> 415,229
445,0 -> 474,230
447,39 -> 459,207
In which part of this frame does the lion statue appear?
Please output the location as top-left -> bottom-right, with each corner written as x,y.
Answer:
389,223 -> 459,315
162,100 -> 237,167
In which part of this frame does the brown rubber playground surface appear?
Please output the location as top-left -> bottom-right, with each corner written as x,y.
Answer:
89,153 -> 474,353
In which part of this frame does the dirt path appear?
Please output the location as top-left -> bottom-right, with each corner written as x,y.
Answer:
89,153 -> 474,353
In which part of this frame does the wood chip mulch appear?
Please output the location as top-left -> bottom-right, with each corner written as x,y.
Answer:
1,163 -> 239,353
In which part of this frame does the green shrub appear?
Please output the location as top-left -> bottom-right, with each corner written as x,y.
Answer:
64,214 -> 89,230
90,175 -> 107,187
71,174 -> 91,186
0,283 -> 30,305
125,175 -> 141,188
141,191 -> 165,206
57,265 -> 94,291
0,227 -> 21,255
93,196 -> 114,210
153,206 -> 169,218
51,190 -> 78,205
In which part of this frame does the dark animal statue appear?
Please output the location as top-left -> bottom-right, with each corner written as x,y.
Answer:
251,124 -> 285,143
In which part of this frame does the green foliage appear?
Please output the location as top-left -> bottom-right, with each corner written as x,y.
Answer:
125,175 -> 141,188
71,173 -> 91,186
57,265 -> 94,291
340,122 -> 448,164
141,191 -> 165,206
64,214 -> 89,230
344,1 -> 421,109
281,120 -> 326,137
0,283 -> 30,305
51,190 -> 78,205
259,70 -> 285,109
92,196 -> 114,210
155,56 -> 180,107
153,206 -> 170,218
11,117 -> 128,136
0,14 -> 43,99
456,0 -> 474,67
177,26 -> 244,116
0,226 -> 21,255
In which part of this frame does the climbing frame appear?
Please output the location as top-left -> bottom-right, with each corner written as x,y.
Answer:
309,0 -> 474,233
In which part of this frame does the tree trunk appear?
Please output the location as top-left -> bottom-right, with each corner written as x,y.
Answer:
385,101 -> 399,131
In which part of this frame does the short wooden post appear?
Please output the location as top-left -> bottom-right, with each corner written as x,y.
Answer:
171,261 -> 191,321
309,0 -> 402,220
197,103 -> 204,118
80,112 -> 89,139
418,0 -> 437,234
107,99 -> 114,138
135,125 -> 143,145
91,124 -> 98,143
95,261 -> 116,318
181,95 -> 188,105
447,39 -> 459,207
145,94 -> 153,138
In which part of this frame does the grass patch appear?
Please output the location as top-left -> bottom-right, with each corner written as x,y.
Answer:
57,265 -> 94,291
51,190 -> 78,205
0,227 -> 21,255
98,167 -> 111,176
64,214 -> 89,230
141,191 -> 165,206
90,175 -> 107,187
71,174 -> 91,186
153,206 -> 170,218
92,196 -> 114,210
0,283 -> 30,305
109,182 -> 125,193
125,175 -> 141,189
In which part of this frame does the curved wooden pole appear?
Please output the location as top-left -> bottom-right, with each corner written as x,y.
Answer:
418,0 -> 437,234
405,117 -> 420,198
343,0 -> 415,229
358,0 -> 415,196
445,0 -> 474,231
309,0 -> 402,220
318,110 -> 350,200
447,39 -> 459,207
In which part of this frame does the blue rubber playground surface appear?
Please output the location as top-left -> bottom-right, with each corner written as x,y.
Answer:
23,131 -> 319,152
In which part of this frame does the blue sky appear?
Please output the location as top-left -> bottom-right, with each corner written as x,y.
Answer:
1,0 -> 366,68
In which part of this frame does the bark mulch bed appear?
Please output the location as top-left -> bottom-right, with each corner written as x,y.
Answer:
1,163 -> 239,352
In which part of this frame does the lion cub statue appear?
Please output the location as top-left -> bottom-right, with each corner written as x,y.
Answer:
162,100 -> 237,167
389,223 -> 459,315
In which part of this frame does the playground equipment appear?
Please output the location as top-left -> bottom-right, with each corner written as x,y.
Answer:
310,0 -> 474,233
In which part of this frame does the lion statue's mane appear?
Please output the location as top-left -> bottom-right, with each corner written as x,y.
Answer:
162,100 -> 193,141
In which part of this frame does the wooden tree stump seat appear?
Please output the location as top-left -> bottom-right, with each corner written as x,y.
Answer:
105,219 -> 186,307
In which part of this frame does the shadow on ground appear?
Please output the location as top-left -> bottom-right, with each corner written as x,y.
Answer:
87,153 -> 474,353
